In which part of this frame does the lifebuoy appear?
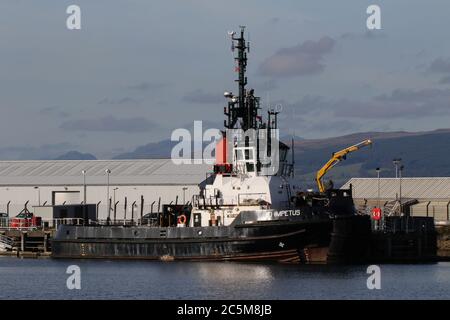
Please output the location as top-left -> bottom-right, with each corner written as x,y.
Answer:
177,214 -> 187,225
371,208 -> 382,221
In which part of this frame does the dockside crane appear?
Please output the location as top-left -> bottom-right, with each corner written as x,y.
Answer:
316,139 -> 373,193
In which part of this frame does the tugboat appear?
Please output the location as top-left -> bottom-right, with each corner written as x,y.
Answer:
52,27 -> 433,263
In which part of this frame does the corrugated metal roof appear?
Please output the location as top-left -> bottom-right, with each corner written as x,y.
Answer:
342,178 -> 450,200
0,160 -> 212,186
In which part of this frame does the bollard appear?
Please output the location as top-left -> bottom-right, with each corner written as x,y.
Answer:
43,234 -> 47,253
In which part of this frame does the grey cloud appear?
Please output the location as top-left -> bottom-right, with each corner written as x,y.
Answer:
127,82 -> 169,92
60,116 -> 156,133
427,57 -> 450,74
335,88 -> 450,119
267,17 -> 280,25
307,119 -> 362,134
277,111 -> 361,137
340,30 -> 387,40
39,106 -> 70,118
253,79 -> 278,92
273,95 -> 332,116
98,97 -> 140,105
182,89 -> 223,104
0,142 -> 76,160
258,36 -> 335,77
424,57 -> 450,84
439,76 -> 450,84
277,88 -> 450,120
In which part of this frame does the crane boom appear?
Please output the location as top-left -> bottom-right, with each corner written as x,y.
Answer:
316,139 -> 373,193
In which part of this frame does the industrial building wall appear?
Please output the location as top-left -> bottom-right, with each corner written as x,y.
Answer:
0,184 -> 200,220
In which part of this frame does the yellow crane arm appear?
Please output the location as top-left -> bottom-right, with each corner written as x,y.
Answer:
316,139 -> 373,192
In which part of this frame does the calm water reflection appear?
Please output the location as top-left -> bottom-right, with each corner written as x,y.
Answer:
0,257 -> 449,299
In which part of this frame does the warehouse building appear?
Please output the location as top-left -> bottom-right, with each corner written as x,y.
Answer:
342,178 -> 450,222
0,159 -> 211,220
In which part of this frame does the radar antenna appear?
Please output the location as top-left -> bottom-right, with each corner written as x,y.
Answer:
223,26 -> 260,131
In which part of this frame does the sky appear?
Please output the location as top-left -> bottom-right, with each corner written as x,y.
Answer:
1,0 -> 450,159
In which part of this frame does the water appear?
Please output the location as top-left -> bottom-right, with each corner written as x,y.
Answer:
0,257 -> 449,299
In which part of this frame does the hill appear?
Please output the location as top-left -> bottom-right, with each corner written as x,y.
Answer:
54,151 -> 97,160
112,128 -> 450,188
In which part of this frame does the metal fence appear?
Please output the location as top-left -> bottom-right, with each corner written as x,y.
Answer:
0,217 -> 84,231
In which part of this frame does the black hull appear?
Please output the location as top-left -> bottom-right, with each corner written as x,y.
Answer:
327,215 -> 438,264
52,220 -> 333,263
51,215 -> 438,264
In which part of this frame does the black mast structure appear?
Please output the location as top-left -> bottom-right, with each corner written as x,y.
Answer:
221,26 -> 285,175
224,26 -> 261,131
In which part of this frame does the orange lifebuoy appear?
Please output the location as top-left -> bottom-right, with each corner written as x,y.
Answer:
177,214 -> 187,225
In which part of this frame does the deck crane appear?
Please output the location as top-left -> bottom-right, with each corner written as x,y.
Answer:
316,139 -> 373,193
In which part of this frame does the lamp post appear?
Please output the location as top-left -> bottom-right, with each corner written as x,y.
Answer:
393,158 -> 402,178
376,168 -> 380,209
81,170 -> 87,205
34,186 -> 40,206
182,187 -> 188,204
105,169 -> 111,222
399,165 -> 404,215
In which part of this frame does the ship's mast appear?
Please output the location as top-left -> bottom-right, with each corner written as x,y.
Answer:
224,26 -> 260,131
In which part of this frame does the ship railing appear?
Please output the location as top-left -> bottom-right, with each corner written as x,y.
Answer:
0,217 -> 40,231
53,218 -> 84,228
96,219 -> 136,226
94,219 -> 159,227
195,193 -> 272,208
0,217 -> 84,231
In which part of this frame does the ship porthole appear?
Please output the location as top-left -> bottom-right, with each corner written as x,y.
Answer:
198,230 -> 203,236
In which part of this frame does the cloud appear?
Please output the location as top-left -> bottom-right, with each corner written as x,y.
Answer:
439,76 -> 450,84
253,79 -> 278,92
427,57 -> 450,74
182,89 -> 223,104
426,58 -> 450,84
98,97 -> 140,106
270,95 -> 333,116
277,88 -> 450,120
60,115 -> 156,133
127,82 -> 169,92
258,36 -> 335,77
0,142 -> 76,160
39,106 -> 70,118
332,88 -> 450,119
267,17 -> 280,25
340,30 -> 387,40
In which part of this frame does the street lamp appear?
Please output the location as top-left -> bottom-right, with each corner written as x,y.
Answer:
393,158 -> 402,178
34,186 -> 40,206
105,169 -> 111,222
182,187 -> 188,204
399,165 -> 404,214
376,168 -> 380,209
81,170 -> 87,205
